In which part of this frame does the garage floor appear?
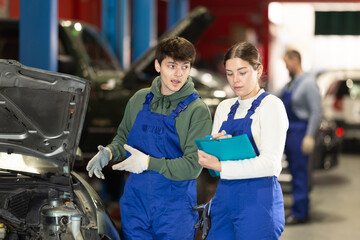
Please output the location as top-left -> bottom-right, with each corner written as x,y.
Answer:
281,153 -> 360,240
91,152 -> 360,240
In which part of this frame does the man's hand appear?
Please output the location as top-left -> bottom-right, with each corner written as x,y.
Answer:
302,135 -> 315,155
86,145 -> 111,179
193,202 -> 211,239
112,144 -> 149,174
198,150 -> 221,172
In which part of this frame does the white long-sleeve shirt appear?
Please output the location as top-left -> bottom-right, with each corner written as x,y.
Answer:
212,89 -> 289,180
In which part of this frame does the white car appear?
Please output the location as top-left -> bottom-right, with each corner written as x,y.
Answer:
319,70 -> 360,140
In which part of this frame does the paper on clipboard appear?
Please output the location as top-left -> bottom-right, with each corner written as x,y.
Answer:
194,134 -> 256,177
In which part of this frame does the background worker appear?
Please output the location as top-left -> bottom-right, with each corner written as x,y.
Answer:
197,41 -> 289,239
279,49 -> 322,225
86,36 -> 212,239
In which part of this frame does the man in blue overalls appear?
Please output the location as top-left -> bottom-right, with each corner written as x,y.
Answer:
279,49 -> 322,225
86,36 -> 212,239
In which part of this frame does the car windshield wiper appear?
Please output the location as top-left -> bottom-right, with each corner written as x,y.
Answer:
0,168 -> 48,181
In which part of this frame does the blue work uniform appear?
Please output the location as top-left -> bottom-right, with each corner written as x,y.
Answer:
120,92 -> 199,240
281,80 -> 309,220
207,92 -> 285,240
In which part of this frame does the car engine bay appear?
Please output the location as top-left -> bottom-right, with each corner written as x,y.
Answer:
0,175 -> 99,240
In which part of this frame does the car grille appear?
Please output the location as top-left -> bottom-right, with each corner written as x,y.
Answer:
5,190 -> 31,221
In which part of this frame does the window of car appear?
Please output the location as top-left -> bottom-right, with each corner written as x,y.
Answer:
82,30 -> 112,70
326,79 -> 360,98
346,79 -> 360,99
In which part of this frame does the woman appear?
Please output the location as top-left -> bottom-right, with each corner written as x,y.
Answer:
197,42 -> 288,239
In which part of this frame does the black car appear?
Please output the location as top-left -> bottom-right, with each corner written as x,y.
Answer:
0,59 -> 120,239
311,119 -> 343,170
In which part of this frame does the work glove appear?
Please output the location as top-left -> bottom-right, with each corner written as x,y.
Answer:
302,135 -> 315,155
112,144 -> 149,174
192,201 -> 211,240
86,145 -> 111,179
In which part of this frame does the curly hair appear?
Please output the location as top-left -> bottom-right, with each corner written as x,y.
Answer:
155,36 -> 196,66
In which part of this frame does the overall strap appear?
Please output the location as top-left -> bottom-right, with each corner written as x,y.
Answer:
142,92 -> 154,111
245,92 -> 270,118
227,100 -> 240,121
170,92 -> 200,118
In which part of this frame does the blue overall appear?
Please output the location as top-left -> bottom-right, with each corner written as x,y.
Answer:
207,92 -> 285,240
281,81 -> 309,219
120,92 -> 199,240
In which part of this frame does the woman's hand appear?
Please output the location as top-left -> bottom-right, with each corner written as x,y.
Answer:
198,150 -> 221,172
211,130 -> 232,140
198,130 -> 231,172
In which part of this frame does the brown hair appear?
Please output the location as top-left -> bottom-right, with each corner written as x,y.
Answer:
284,49 -> 301,64
155,36 -> 196,66
223,41 -> 261,70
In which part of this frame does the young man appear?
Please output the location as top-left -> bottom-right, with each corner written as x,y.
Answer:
86,36 -> 212,239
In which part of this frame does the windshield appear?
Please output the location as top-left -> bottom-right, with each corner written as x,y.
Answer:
0,153 -> 63,175
327,79 -> 360,98
63,22 -> 120,72
345,79 -> 360,99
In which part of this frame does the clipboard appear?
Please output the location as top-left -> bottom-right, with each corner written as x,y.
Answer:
195,134 -> 256,177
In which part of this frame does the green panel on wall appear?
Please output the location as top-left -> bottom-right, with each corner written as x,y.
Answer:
315,11 -> 360,35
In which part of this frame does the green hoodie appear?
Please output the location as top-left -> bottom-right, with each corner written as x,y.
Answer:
107,76 -> 212,181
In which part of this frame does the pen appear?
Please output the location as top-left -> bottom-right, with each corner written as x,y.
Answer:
205,134 -> 228,139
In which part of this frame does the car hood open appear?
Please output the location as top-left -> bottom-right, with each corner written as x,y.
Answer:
0,60 -> 90,173
122,6 -> 215,86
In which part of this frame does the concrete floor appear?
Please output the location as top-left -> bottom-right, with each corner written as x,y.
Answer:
281,153 -> 360,240
86,151 -> 360,239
